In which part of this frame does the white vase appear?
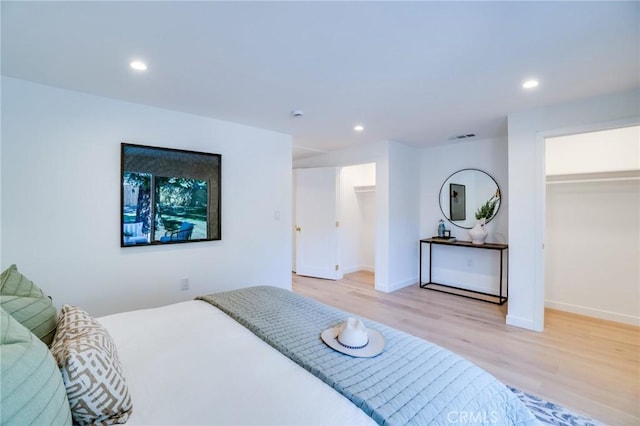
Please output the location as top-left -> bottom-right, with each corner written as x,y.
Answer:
469,218 -> 488,245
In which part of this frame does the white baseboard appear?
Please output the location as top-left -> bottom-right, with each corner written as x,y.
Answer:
377,277 -> 416,293
506,314 -> 540,331
545,300 -> 640,326
342,265 -> 375,274
341,265 -> 359,274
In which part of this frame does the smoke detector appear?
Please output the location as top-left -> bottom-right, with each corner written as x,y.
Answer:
290,109 -> 304,118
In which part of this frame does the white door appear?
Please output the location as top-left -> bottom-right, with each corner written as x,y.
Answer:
295,167 -> 342,280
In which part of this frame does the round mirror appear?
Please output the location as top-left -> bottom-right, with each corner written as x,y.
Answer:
439,169 -> 501,229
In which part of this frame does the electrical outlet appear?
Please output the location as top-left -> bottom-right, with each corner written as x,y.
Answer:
180,278 -> 190,291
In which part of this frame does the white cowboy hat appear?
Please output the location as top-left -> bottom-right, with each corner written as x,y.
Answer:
321,317 -> 385,358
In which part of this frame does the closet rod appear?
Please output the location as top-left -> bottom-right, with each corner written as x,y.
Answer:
546,176 -> 640,185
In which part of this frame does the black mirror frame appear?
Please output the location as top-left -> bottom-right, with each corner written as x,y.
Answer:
438,168 -> 501,230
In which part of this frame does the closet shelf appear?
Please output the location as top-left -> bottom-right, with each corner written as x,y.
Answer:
354,185 -> 376,193
546,170 -> 640,185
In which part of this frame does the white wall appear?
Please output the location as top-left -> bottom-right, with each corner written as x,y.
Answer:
419,138 -> 508,295
546,179 -> 640,325
420,137 -> 508,242
546,126 -> 640,176
1,77 -> 293,317
340,163 -> 375,273
359,191 -> 376,271
385,141 -> 420,292
507,88 -> 640,331
0,80 -> 3,267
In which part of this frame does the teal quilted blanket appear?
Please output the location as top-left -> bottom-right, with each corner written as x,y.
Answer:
197,286 -> 538,426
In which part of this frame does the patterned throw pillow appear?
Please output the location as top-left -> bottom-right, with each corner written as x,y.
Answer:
0,307 -> 72,426
50,305 -> 133,425
0,264 -> 58,345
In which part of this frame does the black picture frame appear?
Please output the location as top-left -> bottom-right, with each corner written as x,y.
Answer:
121,143 -> 221,247
449,183 -> 466,221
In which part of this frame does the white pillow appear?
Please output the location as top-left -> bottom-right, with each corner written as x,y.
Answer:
50,305 -> 133,425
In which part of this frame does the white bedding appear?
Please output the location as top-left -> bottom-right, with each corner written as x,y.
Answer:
97,300 -> 376,426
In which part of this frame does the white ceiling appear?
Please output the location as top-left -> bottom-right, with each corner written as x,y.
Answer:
2,1 -> 638,159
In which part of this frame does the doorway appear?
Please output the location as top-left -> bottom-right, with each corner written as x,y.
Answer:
544,125 -> 640,325
293,163 -> 376,280
339,163 -> 376,276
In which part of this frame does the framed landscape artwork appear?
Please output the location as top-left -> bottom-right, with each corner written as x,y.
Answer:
121,143 -> 221,247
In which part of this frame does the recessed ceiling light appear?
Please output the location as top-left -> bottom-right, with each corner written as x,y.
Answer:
130,60 -> 147,71
354,125 -> 364,132
522,79 -> 539,89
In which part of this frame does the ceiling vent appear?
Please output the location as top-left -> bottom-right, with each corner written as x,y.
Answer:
448,133 -> 476,140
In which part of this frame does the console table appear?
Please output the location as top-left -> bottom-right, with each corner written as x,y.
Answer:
419,238 -> 508,305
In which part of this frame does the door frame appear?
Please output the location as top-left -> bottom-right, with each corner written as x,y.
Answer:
293,162 -> 378,282
533,117 -> 639,331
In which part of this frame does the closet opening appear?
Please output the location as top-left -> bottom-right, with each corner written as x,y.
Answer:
544,125 -> 639,326
339,163 -> 376,285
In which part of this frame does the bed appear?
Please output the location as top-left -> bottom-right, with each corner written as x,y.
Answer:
97,298 -> 375,425
1,264 -> 538,426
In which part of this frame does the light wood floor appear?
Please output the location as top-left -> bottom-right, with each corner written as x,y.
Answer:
293,271 -> 640,425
